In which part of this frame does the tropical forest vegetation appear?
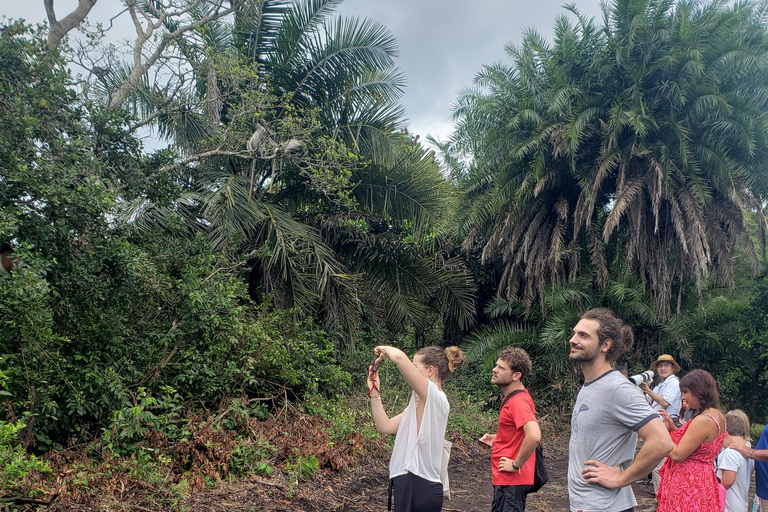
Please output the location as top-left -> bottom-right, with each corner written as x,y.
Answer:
3,0 -> 768,508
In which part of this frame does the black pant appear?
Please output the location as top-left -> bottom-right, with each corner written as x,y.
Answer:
491,484 -> 531,512
389,472 -> 443,512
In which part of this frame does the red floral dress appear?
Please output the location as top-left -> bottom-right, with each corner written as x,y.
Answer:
657,414 -> 726,512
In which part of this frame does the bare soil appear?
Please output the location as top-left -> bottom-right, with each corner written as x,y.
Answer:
182,436 -> 659,512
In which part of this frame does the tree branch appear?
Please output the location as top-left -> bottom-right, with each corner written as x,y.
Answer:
44,0 -> 98,50
160,148 -> 278,173
109,0 -> 245,108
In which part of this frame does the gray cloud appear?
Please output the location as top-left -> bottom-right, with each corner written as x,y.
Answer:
338,0 -> 604,140
5,0 -> 605,141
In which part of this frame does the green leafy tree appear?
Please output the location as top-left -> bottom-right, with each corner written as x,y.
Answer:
0,24 -> 352,449
117,0 -> 475,340
461,267 -> 658,409
449,0 -> 768,320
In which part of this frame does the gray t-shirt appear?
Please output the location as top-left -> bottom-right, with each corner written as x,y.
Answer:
568,369 -> 658,512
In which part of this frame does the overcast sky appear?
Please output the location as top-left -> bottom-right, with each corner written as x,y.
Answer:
338,0 -> 604,142
4,0 -> 604,142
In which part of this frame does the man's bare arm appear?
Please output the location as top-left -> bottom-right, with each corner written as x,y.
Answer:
730,441 -> 765,461
582,418 -> 673,488
499,420 -> 542,473
639,383 -> 669,407
514,420 -> 542,467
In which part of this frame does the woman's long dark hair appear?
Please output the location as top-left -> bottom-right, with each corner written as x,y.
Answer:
680,369 -> 720,416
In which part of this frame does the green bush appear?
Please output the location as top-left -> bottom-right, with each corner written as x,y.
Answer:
229,440 -> 274,478
751,423 -> 765,443
446,389 -> 497,440
0,420 -> 51,494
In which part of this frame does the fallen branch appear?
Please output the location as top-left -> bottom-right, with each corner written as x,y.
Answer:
0,493 -> 59,507
252,478 -> 287,491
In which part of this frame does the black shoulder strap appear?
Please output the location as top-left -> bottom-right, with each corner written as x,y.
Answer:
501,389 -> 528,409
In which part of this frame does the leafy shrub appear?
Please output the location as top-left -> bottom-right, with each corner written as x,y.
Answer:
445,389 -> 497,440
229,440 -> 274,477
0,418 -> 51,494
751,423 -> 765,443
0,370 -> 50,497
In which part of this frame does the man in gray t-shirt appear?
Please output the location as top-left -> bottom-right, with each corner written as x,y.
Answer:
567,309 -> 673,512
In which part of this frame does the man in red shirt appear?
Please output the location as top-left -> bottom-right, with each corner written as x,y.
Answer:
480,347 -> 542,512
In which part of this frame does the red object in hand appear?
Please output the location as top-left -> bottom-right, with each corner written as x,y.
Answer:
368,362 -> 380,397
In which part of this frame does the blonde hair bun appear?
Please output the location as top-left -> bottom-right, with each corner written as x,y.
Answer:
444,346 -> 467,373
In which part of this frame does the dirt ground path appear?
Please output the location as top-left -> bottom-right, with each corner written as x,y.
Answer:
183,437 -> 659,511
444,438 -> 657,512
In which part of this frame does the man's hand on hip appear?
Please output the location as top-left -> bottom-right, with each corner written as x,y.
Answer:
498,456 -> 518,473
581,460 -> 624,488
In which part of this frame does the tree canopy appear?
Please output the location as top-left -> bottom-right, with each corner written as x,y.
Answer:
450,0 -> 768,321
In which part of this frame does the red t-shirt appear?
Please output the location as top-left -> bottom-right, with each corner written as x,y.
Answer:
491,390 -> 537,486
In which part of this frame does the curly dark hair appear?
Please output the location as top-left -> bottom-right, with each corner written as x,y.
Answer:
680,369 -> 720,416
580,308 -> 634,362
498,347 -> 532,380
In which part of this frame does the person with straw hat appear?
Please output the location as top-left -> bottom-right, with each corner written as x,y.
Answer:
640,354 -> 682,495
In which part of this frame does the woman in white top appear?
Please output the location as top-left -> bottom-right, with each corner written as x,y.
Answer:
367,345 -> 466,512
717,410 -> 755,512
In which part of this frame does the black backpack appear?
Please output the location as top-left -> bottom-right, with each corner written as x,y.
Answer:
501,390 -> 549,493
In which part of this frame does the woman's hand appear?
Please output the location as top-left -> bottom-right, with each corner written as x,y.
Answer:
373,345 -> 430,402
658,409 -> 677,431
728,439 -> 752,458
374,345 -> 391,366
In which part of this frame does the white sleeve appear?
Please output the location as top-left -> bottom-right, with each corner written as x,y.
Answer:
660,378 -> 679,403
718,448 -> 744,472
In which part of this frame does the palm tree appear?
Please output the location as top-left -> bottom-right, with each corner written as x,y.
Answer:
461,268 -> 658,409
449,0 -> 768,320
119,0 -> 475,340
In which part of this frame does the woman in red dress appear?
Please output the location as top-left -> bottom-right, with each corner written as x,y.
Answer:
656,369 -> 726,512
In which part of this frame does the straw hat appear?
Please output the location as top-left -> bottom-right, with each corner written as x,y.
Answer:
650,354 -> 681,373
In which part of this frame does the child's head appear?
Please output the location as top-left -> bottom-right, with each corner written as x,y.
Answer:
725,409 -> 751,441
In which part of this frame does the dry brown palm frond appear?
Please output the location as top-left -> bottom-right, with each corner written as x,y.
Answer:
534,168 -> 559,196
676,183 -> 711,268
603,177 -> 645,241
550,124 -> 568,158
668,195 -> 690,254
590,150 -> 621,211
744,193 -> 767,261
647,157 -> 665,234
462,226 -> 478,252
522,206 -> 551,256
554,195 -> 570,221
588,221 -> 609,288
503,208 -> 534,260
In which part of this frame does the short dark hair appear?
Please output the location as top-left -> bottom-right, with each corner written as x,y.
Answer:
580,308 -> 633,362
498,347 -> 532,380
680,369 -> 720,415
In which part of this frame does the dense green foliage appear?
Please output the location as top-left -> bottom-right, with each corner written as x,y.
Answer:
450,0 -> 768,318
0,22 -> 350,449
447,0 -> 768,414
118,0 -> 476,341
